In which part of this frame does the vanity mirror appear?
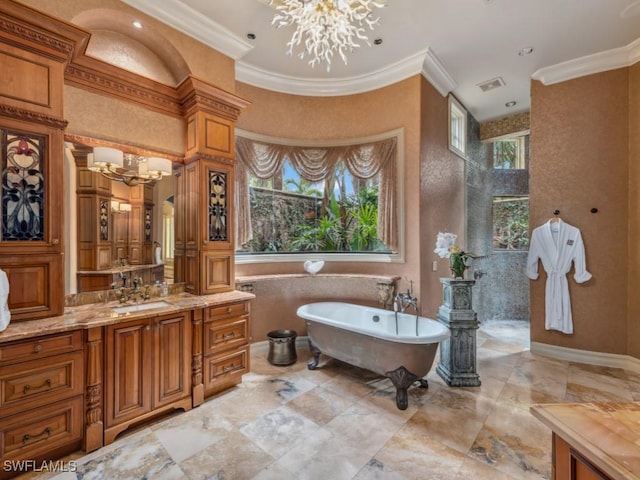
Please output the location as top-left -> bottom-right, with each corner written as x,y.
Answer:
64,137 -> 177,295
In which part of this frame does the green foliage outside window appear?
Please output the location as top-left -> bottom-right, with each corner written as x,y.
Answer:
493,196 -> 529,250
241,163 -> 389,254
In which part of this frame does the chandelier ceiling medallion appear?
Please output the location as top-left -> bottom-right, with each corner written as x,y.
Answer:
88,146 -> 172,187
271,0 -> 386,71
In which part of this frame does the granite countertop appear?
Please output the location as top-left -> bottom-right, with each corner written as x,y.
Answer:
0,290 -> 255,344
530,402 -> 640,480
77,264 -> 164,275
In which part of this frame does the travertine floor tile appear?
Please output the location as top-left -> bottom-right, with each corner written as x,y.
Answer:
24,319 -> 639,480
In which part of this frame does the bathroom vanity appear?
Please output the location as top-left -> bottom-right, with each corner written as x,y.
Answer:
0,290 -> 253,476
531,402 -> 640,480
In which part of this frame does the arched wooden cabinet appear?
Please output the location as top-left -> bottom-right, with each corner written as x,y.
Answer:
0,1 -> 87,321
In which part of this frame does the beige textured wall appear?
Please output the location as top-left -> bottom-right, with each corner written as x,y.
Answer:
530,71 -> 629,355
64,85 -> 185,154
419,79 -> 466,319
629,63 -> 640,358
234,78 -> 423,296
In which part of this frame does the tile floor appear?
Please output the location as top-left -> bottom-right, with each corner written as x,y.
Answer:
22,320 -> 640,479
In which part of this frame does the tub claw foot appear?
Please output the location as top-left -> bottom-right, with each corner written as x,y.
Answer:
418,378 -> 429,388
308,339 -> 321,370
386,366 -> 420,410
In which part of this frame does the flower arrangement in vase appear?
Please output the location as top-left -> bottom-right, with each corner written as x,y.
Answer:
434,232 -> 474,279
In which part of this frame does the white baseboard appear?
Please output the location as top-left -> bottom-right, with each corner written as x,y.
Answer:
531,342 -> 640,374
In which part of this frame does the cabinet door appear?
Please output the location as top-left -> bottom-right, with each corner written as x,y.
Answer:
0,125 -> 64,320
105,319 -> 152,427
153,312 -> 191,408
200,161 -> 234,251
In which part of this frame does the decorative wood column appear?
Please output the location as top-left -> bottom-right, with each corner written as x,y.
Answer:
84,326 -> 104,452
436,278 -> 481,387
174,76 -> 250,295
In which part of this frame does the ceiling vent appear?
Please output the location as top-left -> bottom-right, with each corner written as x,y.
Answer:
477,77 -> 505,92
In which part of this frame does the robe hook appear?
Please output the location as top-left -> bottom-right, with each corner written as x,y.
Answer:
590,207 -> 598,214
552,210 -> 560,216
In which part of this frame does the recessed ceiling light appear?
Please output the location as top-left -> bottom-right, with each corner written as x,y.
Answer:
373,38 -> 383,46
518,47 -> 534,56
247,33 -> 256,40
505,101 -> 517,107
132,20 -> 143,29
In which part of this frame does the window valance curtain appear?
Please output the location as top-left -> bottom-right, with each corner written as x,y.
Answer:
235,135 -> 398,251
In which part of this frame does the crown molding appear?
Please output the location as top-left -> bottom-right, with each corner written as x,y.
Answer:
420,48 -> 457,96
236,49 -> 427,96
532,37 -> 640,85
121,0 -> 253,60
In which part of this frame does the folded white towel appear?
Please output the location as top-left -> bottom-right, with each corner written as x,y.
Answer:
0,269 -> 10,332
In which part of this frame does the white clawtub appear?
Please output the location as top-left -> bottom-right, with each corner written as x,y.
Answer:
296,301 -> 450,409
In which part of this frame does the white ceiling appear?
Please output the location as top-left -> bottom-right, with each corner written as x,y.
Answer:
123,0 -> 640,122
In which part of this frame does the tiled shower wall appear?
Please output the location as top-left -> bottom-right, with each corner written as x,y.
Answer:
466,115 -> 530,322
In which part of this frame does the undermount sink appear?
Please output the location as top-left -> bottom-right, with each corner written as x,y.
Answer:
112,300 -> 172,314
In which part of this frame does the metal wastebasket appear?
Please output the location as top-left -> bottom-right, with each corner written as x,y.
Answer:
267,329 -> 297,366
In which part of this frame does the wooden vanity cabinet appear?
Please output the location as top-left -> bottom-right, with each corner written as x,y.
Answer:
202,300 -> 251,397
104,311 -> 192,445
0,331 -> 84,474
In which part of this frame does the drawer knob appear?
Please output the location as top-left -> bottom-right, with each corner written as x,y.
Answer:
227,307 -> 232,314
33,344 -> 42,353
23,378 -> 52,395
23,427 -> 52,445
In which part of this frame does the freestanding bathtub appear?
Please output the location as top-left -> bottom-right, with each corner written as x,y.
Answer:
296,302 -> 450,410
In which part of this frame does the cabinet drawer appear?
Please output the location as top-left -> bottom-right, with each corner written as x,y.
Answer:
204,316 -> 248,354
0,396 -> 83,461
0,331 -> 82,365
204,347 -> 249,385
206,301 -> 249,321
0,351 -> 84,417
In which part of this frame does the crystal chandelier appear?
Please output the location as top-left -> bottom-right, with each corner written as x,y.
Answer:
271,0 -> 386,71
88,146 -> 172,187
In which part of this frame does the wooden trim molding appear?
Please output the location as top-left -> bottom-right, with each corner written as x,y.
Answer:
0,104 -> 68,129
65,61 -> 182,119
65,133 -> 184,164
177,76 -> 251,121
0,1 -> 89,63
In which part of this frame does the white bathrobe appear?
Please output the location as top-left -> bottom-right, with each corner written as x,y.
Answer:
526,220 -> 591,334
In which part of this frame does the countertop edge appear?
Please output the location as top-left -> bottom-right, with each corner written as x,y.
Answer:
530,403 -> 640,480
0,290 -> 256,344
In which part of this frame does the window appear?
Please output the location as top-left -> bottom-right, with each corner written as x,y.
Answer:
493,137 -> 526,169
234,129 -> 404,263
242,160 -> 389,254
448,95 -> 467,158
492,196 -> 529,250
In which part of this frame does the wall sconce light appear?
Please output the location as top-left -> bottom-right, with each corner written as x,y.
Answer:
88,146 -> 172,186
